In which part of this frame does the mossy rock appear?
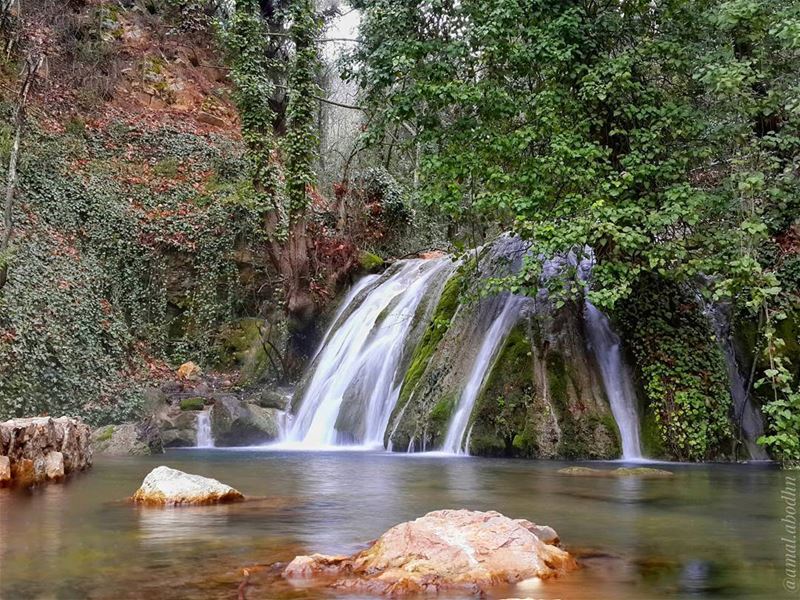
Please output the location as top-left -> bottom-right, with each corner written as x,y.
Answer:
640,409 -> 666,459
210,395 -> 280,446
92,422 -> 164,455
468,325 -> 536,457
557,466 -> 673,478
179,397 -> 205,411
612,467 -> 674,478
358,251 -> 385,273
216,318 -> 273,384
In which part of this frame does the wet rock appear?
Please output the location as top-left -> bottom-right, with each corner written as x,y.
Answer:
132,466 -> 244,506
249,388 -> 292,410
557,466 -> 673,478
0,417 -> 92,488
283,509 -> 575,594
44,451 -> 64,480
386,235 -> 620,460
211,396 -> 280,446
157,410 -> 198,448
0,455 -> 10,486
92,421 -> 164,455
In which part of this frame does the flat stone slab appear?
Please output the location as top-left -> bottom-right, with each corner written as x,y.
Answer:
132,466 -> 244,506
283,509 -> 575,594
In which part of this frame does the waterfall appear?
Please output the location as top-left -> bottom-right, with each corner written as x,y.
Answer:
705,303 -> 768,460
584,302 -> 642,460
196,411 -> 214,448
442,294 -> 524,454
284,258 -> 453,448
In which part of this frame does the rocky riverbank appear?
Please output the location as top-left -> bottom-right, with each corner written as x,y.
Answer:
0,417 -> 92,488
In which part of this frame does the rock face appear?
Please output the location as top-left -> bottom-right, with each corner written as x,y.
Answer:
0,417 -> 92,487
386,236 -> 620,459
92,421 -> 164,455
283,509 -> 575,594
210,395 -> 280,446
132,466 -> 244,506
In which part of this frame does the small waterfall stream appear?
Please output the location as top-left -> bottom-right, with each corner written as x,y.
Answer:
195,411 -> 214,448
441,294 -> 525,454
584,302 -> 642,460
284,258 -> 453,447
705,303 -> 768,460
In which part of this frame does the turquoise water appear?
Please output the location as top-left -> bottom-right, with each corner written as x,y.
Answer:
0,450 -> 791,599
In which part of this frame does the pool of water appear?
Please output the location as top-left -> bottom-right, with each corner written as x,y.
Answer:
0,450 -> 790,599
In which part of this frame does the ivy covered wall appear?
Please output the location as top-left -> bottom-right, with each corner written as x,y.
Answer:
616,275 -> 734,461
0,116 -> 267,425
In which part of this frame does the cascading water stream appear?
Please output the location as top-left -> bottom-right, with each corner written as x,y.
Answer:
284,258 -> 453,448
704,303 -> 768,460
195,411 -> 214,448
441,294 -> 525,455
584,302 -> 642,460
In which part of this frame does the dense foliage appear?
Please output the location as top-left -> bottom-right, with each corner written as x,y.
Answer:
349,0 -> 800,462
618,276 -> 733,460
0,116 -> 261,424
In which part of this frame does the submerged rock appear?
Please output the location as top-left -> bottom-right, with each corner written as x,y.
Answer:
557,466 -> 673,478
132,466 -> 244,506
283,509 -> 575,594
92,421 -> 164,455
0,417 -> 92,488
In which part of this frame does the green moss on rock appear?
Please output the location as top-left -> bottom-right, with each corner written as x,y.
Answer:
395,264 -> 466,410
467,325 -> 535,457
358,251 -> 385,272
179,397 -> 205,411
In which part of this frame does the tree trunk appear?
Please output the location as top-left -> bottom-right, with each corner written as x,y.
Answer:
0,55 -> 42,291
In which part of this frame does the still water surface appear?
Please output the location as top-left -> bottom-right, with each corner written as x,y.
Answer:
0,450 -> 789,599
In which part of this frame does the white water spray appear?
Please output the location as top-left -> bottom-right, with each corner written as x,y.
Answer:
442,294 -> 524,455
196,411 -> 214,448
284,258 -> 453,448
584,302 -> 642,460
704,302 -> 768,460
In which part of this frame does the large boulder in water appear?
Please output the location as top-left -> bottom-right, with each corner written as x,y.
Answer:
132,466 -> 244,506
210,395 -> 280,446
0,417 -> 92,488
283,509 -> 575,594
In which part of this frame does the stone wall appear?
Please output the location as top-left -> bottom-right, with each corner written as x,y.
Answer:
0,417 -> 92,488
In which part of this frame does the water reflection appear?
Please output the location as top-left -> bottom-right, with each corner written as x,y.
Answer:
0,452 -> 786,600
